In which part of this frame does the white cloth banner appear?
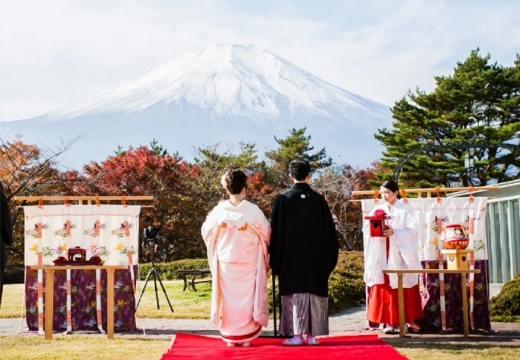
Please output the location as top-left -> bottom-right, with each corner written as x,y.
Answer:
362,196 -> 490,331
24,205 -> 141,266
362,197 -> 488,260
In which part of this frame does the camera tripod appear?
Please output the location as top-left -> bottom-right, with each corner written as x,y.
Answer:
136,238 -> 174,312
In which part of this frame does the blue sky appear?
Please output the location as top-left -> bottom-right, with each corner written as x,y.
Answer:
1,0 -> 519,121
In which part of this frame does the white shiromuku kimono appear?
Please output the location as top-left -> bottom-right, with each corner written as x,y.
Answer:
363,199 -> 421,289
201,199 -> 271,344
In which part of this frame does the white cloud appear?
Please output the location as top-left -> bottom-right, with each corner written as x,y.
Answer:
1,0 -> 519,121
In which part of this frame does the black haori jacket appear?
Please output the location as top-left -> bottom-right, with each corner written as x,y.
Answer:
269,183 -> 339,297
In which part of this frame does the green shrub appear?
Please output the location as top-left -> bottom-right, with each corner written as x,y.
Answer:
490,272 -> 520,322
2,261 -> 210,284
267,250 -> 365,315
328,250 -> 365,313
10,252 -> 365,315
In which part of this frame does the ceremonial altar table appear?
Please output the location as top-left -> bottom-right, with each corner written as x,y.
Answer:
18,200 -> 148,337
360,195 -> 492,335
383,269 -> 481,338
30,265 -> 127,340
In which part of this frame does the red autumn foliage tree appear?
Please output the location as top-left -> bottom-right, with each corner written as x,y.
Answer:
0,136 -> 74,265
58,144 -> 204,262
245,171 -> 277,215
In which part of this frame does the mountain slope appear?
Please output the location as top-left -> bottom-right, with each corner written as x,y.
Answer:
1,44 -> 392,169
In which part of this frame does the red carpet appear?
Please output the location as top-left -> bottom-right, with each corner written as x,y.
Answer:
160,333 -> 408,359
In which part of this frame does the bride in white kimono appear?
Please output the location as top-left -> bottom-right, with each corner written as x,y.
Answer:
201,169 -> 271,347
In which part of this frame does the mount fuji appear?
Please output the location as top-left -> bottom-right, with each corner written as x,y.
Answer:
1,44 -> 393,170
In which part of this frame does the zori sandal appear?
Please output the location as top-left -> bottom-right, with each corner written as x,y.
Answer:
306,338 -> 320,346
282,337 -> 304,346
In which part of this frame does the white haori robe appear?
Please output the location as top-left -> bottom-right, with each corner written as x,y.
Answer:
363,200 -> 421,289
201,199 -> 271,342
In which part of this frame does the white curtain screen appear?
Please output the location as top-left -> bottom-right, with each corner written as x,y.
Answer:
24,205 -> 141,266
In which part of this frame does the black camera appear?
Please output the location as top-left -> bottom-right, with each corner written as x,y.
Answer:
144,226 -> 158,240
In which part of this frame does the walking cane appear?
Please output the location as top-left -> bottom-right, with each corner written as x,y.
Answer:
272,273 -> 278,337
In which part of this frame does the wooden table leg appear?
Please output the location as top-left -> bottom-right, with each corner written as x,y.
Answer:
44,269 -> 55,340
191,273 -> 198,292
107,268 -> 115,339
461,273 -> 469,337
181,274 -> 188,292
397,274 -> 406,337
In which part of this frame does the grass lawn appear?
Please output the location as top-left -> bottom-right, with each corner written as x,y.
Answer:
0,335 -> 518,360
390,342 -> 519,360
0,336 -> 170,360
1,283 -> 519,360
133,280 -> 211,319
1,281 -> 211,319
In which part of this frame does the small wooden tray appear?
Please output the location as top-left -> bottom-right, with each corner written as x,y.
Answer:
53,258 -> 105,266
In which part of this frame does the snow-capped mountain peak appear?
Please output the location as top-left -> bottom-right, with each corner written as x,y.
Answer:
49,44 -> 387,123
3,44 -> 392,169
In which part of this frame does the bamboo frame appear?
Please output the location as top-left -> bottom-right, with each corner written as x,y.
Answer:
351,186 -> 499,200
14,195 -> 154,207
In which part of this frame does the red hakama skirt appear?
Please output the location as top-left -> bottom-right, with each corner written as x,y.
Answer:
366,237 -> 423,326
366,277 -> 423,326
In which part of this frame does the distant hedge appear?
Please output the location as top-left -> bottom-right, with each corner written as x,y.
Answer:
137,258 -> 210,281
145,251 -> 366,314
4,265 -> 24,284
7,251 -> 366,314
267,250 -> 365,314
3,261 -> 212,285
328,250 -> 365,313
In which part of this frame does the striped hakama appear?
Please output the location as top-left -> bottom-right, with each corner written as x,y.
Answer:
279,293 -> 329,336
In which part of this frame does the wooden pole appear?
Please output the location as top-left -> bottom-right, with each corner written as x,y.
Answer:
352,186 -> 499,199
14,196 -> 153,202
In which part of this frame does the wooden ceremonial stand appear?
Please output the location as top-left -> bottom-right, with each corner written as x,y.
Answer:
442,249 -> 474,270
31,265 -> 127,340
16,195 -> 153,340
383,269 -> 481,338
355,186 -> 495,339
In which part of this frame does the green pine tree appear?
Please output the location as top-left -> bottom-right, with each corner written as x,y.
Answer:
375,49 -> 520,188
264,127 -> 332,186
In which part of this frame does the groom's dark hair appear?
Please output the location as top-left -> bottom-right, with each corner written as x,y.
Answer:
288,159 -> 311,181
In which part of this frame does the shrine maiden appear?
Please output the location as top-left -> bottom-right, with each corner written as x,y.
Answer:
363,180 -> 423,333
201,169 -> 271,347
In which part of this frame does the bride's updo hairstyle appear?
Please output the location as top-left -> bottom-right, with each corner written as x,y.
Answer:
221,169 -> 248,195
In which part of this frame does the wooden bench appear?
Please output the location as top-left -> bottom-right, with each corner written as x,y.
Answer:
177,268 -> 212,291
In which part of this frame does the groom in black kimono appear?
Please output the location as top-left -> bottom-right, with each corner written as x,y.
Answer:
269,159 -> 339,346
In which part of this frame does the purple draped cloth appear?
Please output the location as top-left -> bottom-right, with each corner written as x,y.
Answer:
419,260 -> 491,332
25,266 -> 137,332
